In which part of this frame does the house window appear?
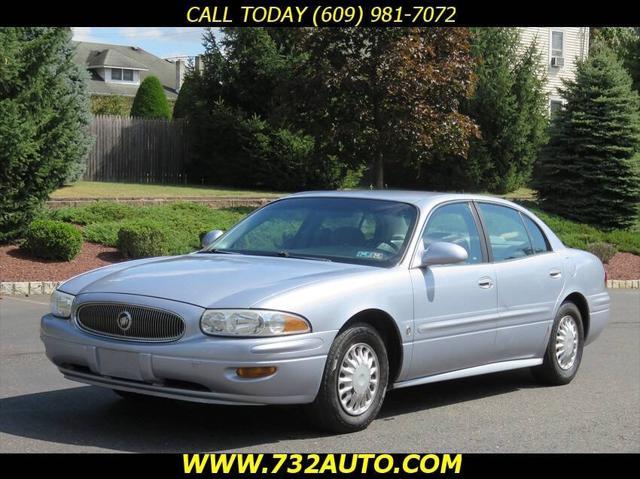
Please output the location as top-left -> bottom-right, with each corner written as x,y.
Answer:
550,99 -> 563,117
111,68 -> 134,82
551,31 -> 564,57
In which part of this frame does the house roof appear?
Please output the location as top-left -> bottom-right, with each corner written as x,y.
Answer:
87,48 -> 149,71
73,41 -> 179,100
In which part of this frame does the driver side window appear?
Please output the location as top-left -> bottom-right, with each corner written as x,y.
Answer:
423,202 -> 483,264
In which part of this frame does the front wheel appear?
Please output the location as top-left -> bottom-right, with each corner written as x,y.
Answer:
532,302 -> 584,385
308,323 -> 389,433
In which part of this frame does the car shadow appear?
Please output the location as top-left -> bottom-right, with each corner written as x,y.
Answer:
0,369 -> 538,452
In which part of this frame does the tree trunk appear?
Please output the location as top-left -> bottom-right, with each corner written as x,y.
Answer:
375,154 -> 384,189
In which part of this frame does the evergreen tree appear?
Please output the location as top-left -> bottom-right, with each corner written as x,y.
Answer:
466,28 -> 548,193
0,27 -> 91,241
173,75 -> 198,120
183,28 -> 322,190
130,76 -> 171,119
534,46 -> 640,229
591,27 -> 640,91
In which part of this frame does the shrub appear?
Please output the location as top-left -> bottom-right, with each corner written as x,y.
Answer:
585,242 -> 618,264
0,28 -> 92,241
117,221 -> 171,259
83,221 -> 120,247
50,201 -> 136,225
90,96 -> 133,116
44,201 -> 251,257
21,220 -> 83,261
130,76 -> 171,119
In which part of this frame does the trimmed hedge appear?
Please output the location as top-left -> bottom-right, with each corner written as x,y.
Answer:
117,221 -> 171,259
130,76 -> 171,119
46,201 -> 251,256
21,220 -> 83,261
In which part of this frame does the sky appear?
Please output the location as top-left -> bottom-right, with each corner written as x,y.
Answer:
71,27 -> 209,59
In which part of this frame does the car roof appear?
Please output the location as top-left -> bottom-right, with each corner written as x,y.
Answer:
286,190 -> 519,209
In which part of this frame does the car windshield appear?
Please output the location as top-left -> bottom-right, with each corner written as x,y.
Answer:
205,197 -> 418,267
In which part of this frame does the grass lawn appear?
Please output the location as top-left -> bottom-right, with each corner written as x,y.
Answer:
496,187 -> 537,200
52,181 -> 284,199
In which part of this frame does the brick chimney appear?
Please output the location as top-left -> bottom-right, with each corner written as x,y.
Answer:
175,59 -> 186,92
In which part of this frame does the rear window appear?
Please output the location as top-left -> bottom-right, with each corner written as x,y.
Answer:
522,214 -> 551,254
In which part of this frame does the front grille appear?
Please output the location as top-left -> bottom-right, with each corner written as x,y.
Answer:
76,303 -> 185,342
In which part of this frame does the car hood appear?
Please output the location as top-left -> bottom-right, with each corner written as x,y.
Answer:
64,253 -> 368,309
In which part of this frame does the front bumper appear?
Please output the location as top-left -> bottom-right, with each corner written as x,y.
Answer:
41,300 -> 334,405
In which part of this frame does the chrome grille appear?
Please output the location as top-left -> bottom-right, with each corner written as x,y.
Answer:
76,303 -> 185,341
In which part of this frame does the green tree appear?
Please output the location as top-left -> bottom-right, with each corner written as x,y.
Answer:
183,28 -> 324,190
534,46 -> 640,229
130,76 -> 171,119
465,28 -> 548,193
0,27 -> 91,241
591,27 -> 640,91
172,75 -> 198,120
302,28 -> 478,189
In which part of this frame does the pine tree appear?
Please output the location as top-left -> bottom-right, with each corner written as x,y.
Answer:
466,28 -> 548,193
0,27 -> 91,241
130,76 -> 171,119
534,46 -> 640,229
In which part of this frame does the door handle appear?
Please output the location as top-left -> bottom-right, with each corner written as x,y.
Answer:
478,277 -> 494,289
549,269 -> 562,279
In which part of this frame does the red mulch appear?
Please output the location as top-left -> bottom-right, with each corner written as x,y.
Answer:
604,252 -> 640,281
0,242 -> 123,282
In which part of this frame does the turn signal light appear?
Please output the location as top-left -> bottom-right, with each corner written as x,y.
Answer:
236,366 -> 277,379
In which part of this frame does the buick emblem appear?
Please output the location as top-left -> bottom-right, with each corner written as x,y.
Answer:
117,311 -> 132,331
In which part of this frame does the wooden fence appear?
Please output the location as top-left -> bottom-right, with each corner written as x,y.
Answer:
84,115 -> 189,183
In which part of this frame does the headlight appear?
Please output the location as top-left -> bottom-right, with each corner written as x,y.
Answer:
200,309 -> 311,337
50,290 -> 75,318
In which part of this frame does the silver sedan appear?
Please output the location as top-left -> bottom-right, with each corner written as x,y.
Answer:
41,191 -> 610,432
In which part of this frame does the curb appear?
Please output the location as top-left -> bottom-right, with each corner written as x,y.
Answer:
1,281 -> 61,296
1,279 -> 638,296
606,279 -> 640,289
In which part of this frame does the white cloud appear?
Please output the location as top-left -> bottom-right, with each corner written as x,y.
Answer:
118,27 -> 165,39
71,27 -> 97,42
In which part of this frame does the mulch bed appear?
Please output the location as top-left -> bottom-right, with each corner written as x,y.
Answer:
0,242 -> 123,282
604,252 -> 640,281
1,241 -> 639,283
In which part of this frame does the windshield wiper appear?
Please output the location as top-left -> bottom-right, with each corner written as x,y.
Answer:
277,251 -> 332,262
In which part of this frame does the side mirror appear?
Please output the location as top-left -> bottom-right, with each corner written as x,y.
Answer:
201,229 -> 224,249
419,241 -> 468,267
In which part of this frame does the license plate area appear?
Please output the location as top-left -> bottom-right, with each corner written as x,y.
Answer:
98,349 -> 143,381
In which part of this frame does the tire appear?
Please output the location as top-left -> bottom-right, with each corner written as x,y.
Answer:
308,323 -> 389,433
532,302 -> 584,385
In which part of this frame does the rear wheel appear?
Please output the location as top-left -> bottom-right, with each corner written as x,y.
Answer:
532,302 -> 584,385
308,323 -> 389,433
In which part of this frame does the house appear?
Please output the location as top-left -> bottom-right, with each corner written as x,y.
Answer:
518,27 -> 590,114
72,41 -> 187,102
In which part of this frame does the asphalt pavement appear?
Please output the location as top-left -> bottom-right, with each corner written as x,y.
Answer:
1,291 -> 638,453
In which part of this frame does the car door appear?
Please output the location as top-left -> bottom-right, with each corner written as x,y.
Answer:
476,202 -> 565,361
409,201 -> 498,379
